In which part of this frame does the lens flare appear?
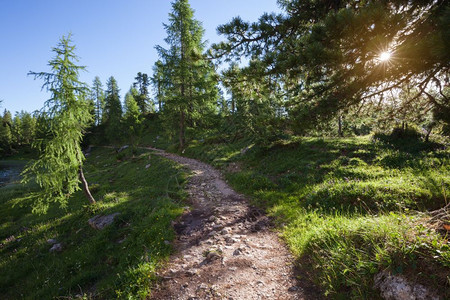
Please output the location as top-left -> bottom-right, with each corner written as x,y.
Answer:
379,51 -> 392,62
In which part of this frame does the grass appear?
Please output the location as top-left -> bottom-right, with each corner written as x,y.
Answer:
0,147 -> 188,299
180,134 -> 450,298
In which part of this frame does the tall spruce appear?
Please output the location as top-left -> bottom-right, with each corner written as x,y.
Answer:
0,110 -> 12,153
104,76 -> 123,144
91,76 -> 105,126
156,0 -> 218,150
133,72 -> 152,113
151,60 -> 166,112
123,87 -> 143,147
22,35 -> 95,213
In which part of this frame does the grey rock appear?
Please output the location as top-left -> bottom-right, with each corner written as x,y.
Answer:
374,271 -> 440,300
49,243 -> 62,252
117,145 -> 129,153
288,286 -> 299,292
145,164 -> 151,169
233,248 -> 242,256
88,213 -> 120,230
47,238 -> 57,245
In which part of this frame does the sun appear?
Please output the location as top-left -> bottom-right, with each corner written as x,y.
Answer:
379,51 -> 392,62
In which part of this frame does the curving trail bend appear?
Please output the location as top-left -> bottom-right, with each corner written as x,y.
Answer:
147,147 -> 317,300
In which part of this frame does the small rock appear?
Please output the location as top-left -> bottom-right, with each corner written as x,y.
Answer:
233,248 -> 242,256
288,286 -> 299,292
208,216 -> 216,222
117,145 -> 129,153
197,283 -> 208,290
206,251 -> 221,262
88,213 -> 120,230
186,269 -> 199,276
164,240 -> 171,245
208,231 -> 217,237
145,164 -> 151,169
221,227 -> 232,235
47,238 -> 57,245
49,243 -> 62,252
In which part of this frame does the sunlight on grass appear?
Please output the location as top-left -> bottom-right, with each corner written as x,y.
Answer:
0,147 -> 188,299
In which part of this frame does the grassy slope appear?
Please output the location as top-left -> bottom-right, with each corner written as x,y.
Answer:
180,135 -> 450,298
0,147 -> 188,299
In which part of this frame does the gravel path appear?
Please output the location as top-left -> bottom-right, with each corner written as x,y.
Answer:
148,148 -> 318,300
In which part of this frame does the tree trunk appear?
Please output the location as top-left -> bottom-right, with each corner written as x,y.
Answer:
179,110 -> 186,151
79,166 -> 96,204
425,126 -> 433,142
158,83 -> 162,112
338,115 -> 343,137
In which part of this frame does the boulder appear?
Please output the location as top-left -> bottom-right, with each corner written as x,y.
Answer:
374,271 -> 440,300
88,213 -> 120,230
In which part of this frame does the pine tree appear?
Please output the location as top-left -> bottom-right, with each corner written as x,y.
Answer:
91,76 -> 105,126
104,76 -> 123,144
151,60 -> 166,112
19,111 -> 36,145
123,87 -> 143,147
156,0 -> 218,150
214,0 -> 450,132
22,35 -> 95,213
11,113 -> 22,147
133,72 -> 152,113
0,110 -> 12,153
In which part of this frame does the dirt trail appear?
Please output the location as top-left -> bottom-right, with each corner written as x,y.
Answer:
148,148 -> 317,300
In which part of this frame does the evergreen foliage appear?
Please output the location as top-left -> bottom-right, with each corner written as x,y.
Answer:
22,35 -> 95,213
91,76 -> 105,126
133,72 -> 152,113
213,0 -> 450,133
104,76 -> 123,144
123,87 -> 143,147
155,0 -> 219,150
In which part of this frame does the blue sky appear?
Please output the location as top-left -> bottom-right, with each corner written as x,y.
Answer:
0,0 -> 281,114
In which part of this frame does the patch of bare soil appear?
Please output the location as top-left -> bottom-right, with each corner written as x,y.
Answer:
147,148 -> 320,300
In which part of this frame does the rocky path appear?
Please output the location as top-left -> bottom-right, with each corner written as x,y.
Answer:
148,148 -> 315,300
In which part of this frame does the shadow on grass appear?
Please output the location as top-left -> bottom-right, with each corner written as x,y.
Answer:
0,147 -> 188,299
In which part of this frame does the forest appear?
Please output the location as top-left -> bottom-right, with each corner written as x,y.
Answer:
0,0 -> 449,299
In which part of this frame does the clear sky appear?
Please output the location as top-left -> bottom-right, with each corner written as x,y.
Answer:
0,0 -> 281,114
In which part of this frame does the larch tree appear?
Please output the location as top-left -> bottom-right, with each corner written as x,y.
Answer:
123,87 -> 143,147
103,76 -> 123,144
156,0 -> 218,150
151,60 -> 167,112
91,76 -> 105,126
22,35 -> 95,213
0,110 -> 12,153
133,72 -> 152,113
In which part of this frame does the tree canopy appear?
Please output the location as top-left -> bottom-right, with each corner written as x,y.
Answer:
22,35 -> 95,213
213,0 -> 449,132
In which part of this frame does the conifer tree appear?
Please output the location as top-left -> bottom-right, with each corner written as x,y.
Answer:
0,110 -> 12,153
104,76 -> 123,144
133,72 -> 152,113
214,0 -> 449,132
22,35 -> 95,213
91,76 -> 105,126
151,60 -> 166,112
124,87 -> 143,147
156,0 -> 218,150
